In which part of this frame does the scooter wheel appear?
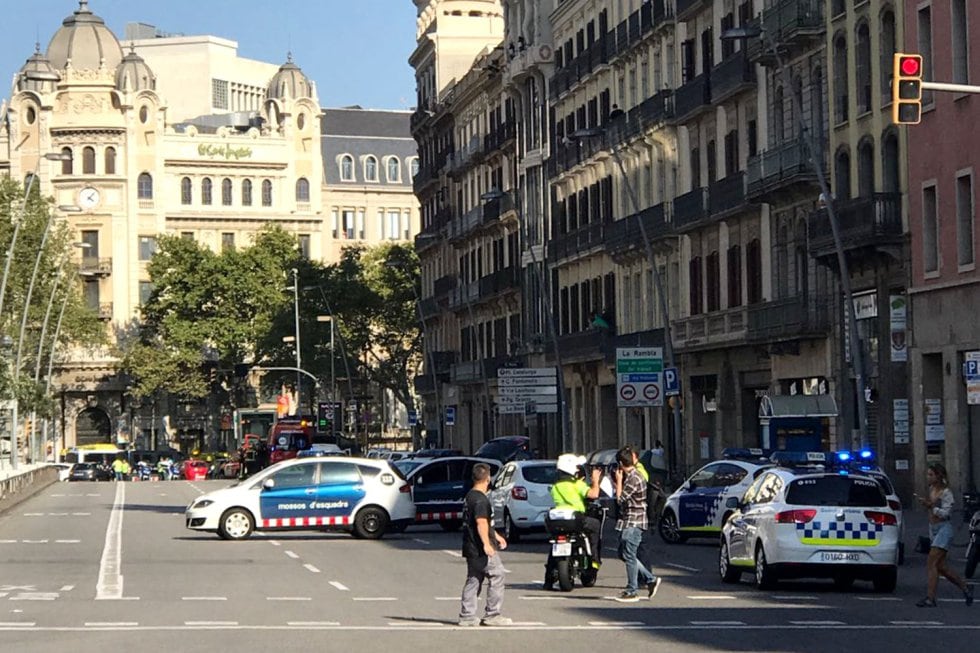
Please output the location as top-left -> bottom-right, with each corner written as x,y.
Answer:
580,567 -> 598,587
556,559 -> 574,592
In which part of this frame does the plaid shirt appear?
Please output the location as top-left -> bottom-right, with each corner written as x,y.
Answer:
615,468 -> 648,531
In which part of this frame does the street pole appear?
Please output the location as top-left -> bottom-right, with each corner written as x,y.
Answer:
291,268 -> 302,412
462,286 -> 496,442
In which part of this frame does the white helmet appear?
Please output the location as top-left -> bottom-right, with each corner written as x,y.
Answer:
556,453 -> 587,476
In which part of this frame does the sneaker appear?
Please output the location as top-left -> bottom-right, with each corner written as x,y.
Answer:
647,577 -> 663,599
614,591 -> 640,603
915,597 -> 937,608
480,615 -> 513,627
966,586 -> 974,607
457,619 -> 480,627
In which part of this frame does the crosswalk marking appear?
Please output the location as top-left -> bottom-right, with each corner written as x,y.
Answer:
329,581 -> 349,591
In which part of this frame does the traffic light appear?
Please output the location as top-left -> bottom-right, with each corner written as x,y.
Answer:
316,401 -> 332,433
892,53 -> 923,125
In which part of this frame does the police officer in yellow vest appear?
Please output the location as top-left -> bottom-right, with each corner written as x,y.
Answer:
545,454 -> 603,590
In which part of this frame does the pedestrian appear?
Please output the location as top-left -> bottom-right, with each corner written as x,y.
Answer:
651,440 -> 665,456
111,456 -> 125,481
458,462 -> 511,627
915,463 -> 974,607
613,446 -> 661,602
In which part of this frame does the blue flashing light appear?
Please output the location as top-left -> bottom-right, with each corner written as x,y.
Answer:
836,451 -> 852,462
858,449 -> 873,460
838,468 -> 849,476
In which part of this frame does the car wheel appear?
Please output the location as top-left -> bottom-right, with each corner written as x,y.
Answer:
754,544 -> 776,590
832,574 -> 855,591
658,510 -> 686,544
897,541 -> 905,566
966,540 -> 979,579
556,558 -> 574,592
353,507 -> 389,540
217,508 -> 254,541
719,539 -> 742,584
503,511 -> 521,543
872,567 -> 897,593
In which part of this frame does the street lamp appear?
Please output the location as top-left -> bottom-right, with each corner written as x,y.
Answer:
285,268 -> 302,409
316,315 -> 337,405
568,126 -> 684,472
482,187 -> 572,452
721,25 -> 869,447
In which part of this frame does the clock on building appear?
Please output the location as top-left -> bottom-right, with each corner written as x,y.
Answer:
78,186 -> 101,210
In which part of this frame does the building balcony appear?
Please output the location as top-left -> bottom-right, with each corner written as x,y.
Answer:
451,355 -> 511,384
447,206 -> 483,243
672,187 -> 708,231
746,136 -> 820,202
746,0 -> 825,66
674,306 -> 748,352
419,297 -> 441,321
432,350 -> 456,377
746,295 -> 833,344
548,221 -> 607,263
675,0 -> 707,22
79,256 -> 112,277
477,266 -> 519,300
710,51 -> 755,104
602,328 -> 666,366
484,122 -> 516,154
670,73 -> 711,124
448,280 -> 479,309
97,302 -> 113,321
605,202 -> 673,261
637,89 -> 674,126
414,373 -> 436,395
433,274 -> 457,297
482,191 -> 515,224
808,193 -> 904,263
707,172 -> 749,220
557,329 -> 604,362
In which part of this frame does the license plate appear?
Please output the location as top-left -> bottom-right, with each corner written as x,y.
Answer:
551,542 -> 572,556
821,552 -> 860,562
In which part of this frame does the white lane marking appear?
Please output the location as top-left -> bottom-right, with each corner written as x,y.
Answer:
441,549 -> 463,558
691,621 -> 746,626
0,540 -> 16,544
352,597 -> 398,602
50,494 -> 64,497
791,621 -> 846,626
284,551 -> 300,559
1,585 -> 35,591
23,513 -> 44,516
269,541 -> 281,547
329,581 -> 349,591
22,540 -> 49,544
86,622 -> 138,627
0,592 -> 7,598
303,564 -> 320,574
60,585 -> 74,592
185,621 -> 239,626
0,622 -> 35,627
389,622 -> 449,627
412,538 -> 430,545
857,597 -> 903,601
687,595 -> 737,600
72,513 -> 91,516
85,494 -> 100,497
55,540 -> 81,544
891,621 -> 944,626
938,598 -> 969,603
288,621 -> 340,627
519,596 -> 567,601
181,597 -> 227,601
771,595 -> 819,601
664,562 -> 700,573
267,597 -> 311,601
506,621 -> 547,626
434,596 -> 458,601
0,623 -> 978,632
49,512 -> 68,516
589,621 -> 645,626
11,593 -> 58,601
96,482 -> 125,600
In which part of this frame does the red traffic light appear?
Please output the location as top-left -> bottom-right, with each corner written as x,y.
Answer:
900,56 -> 921,76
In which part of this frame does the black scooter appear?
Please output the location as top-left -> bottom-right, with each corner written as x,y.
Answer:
545,502 -> 608,592
964,491 -> 980,579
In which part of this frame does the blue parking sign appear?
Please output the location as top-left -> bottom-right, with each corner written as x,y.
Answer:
408,410 -> 418,426
445,406 -> 456,426
664,367 -> 680,397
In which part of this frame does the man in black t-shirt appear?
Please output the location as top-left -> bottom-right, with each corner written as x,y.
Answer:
458,463 -> 511,627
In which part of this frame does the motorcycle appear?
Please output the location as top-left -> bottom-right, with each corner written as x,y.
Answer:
964,491 -> 980,579
545,502 -> 609,592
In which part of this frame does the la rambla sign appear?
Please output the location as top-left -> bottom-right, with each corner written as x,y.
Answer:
197,143 -> 253,160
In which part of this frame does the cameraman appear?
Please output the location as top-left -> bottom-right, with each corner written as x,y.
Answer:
544,454 -> 603,590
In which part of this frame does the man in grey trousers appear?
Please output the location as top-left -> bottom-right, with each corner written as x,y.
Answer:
458,462 -> 511,626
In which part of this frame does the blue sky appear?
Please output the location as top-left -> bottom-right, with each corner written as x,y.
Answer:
1,0 -> 419,110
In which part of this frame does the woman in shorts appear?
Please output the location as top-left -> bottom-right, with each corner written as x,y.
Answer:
916,463 -> 973,607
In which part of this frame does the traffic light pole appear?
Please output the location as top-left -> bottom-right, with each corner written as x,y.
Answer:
921,81 -> 980,94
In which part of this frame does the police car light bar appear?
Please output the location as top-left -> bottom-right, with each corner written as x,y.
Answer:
722,447 -> 771,461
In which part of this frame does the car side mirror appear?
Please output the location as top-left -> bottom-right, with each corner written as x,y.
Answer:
262,478 -> 275,490
725,496 -> 739,510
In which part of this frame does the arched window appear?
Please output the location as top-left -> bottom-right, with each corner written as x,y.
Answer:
296,178 -> 310,202
365,156 -> 378,181
202,178 -> 213,205
61,147 -> 73,175
773,86 -> 785,142
340,155 -> 354,181
242,179 -> 253,206
855,23 -> 872,114
180,177 -> 192,205
262,179 -> 273,206
835,147 -> 852,200
834,34 -> 849,123
104,147 -> 116,175
410,157 -> 420,178
137,172 -> 153,199
82,146 -> 96,174
857,139 -> 875,198
882,131 -> 900,193
387,157 -> 401,182
811,68 -> 825,163
222,178 -> 233,206
880,10 -> 897,101
832,0 -> 846,16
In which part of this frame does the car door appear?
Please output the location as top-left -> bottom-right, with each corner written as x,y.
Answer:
728,473 -> 766,562
412,459 -> 466,519
678,463 -> 722,529
708,463 -> 751,529
490,464 -> 516,528
742,473 -> 783,560
257,462 -> 319,527
308,461 -> 364,526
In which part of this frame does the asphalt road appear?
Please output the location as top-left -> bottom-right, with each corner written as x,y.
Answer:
0,479 -> 975,653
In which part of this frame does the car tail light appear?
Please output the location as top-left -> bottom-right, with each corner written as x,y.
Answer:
775,509 -> 817,524
864,510 -> 897,526
398,483 -> 411,494
555,535 -> 567,543
887,499 -> 902,511
511,486 -> 528,500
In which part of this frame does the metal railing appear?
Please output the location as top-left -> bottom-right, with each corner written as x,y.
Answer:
746,136 -> 818,198
808,192 -> 903,254
746,295 -> 832,342
672,187 -> 709,230
671,73 -> 711,123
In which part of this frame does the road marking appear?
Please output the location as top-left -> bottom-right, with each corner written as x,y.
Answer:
589,621 -> 645,626
11,593 -> 58,601
284,551 -> 299,559
267,597 -> 311,601
0,623 -> 977,632
50,494 -> 64,497
329,581 -> 349,591
791,621 -> 845,626
72,513 -> 91,516
506,621 -> 547,626
55,540 -> 81,544
891,621 -> 944,626
352,597 -> 398,602
664,562 -> 700,573
288,621 -> 340,627
690,621 -> 746,626
269,541 -> 281,547
22,540 -> 49,544
687,595 -> 737,600
0,622 -> 35,627
85,494 -> 100,497
303,564 -> 320,574
856,597 -> 902,601
771,595 -> 819,601
49,512 -> 68,516
412,538 -> 430,544
181,597 -> 227,601
0,540 -> 17,544
0,592 -> 7,598
85,622 -> 138,627
389,622 -> 449,627
434,596 -> 457,601
519,596 -> 567,601
60,585 -> 74,592
441,549 -> 463,558
1,585 -> 35,591
23,513 -> 44,516
185,621 -> 239,626
96,482 -> 125,600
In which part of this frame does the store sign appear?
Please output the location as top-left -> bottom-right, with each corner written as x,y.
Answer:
852,291 -> 878,320
198,143 -> 253,160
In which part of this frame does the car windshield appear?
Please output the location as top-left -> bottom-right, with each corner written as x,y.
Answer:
522,464 -> 559,485
866,472 -> 895,496
73,463 -> 93,470
475,439 -> 527,460
394,460 -> 425,475
786,476 -> 887,507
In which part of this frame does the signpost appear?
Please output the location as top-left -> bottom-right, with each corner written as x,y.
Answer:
663,367 -> 680,397
965,352 -> 980,405
445,406 -> 456,427
616,348 -> 664,407
498,368 -> 558,415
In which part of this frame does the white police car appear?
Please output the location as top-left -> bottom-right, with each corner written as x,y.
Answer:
834,450 -> 906,564
185,456 -> 414,540
659,449 -> 771,544
719,460 -> 900,592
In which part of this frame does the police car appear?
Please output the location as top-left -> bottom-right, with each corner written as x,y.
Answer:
401,456 -> 501,531
184,456 -> 414,540
719,454 -> 900,592
659,449 -> 771,544
834,450 -> 906,564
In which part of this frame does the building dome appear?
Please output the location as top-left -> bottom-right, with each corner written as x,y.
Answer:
115,46 -> 155,92
17,44 -> 61,92
46,1 -> 123,72
266,53 -> 312,100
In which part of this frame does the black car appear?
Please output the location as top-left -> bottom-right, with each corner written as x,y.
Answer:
473,436 -> 532,463
68,462 -> 111,482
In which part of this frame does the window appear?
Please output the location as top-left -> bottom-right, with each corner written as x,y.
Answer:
61,147 -> 73,175
317,462 -> 361,486
262,179 -> 273,206
918,6 -> 934,105
137,173 -> 153,199
212,78 -> 229,110
835,147 -> 852,199
341,209 -> 355,239
221,232 -> 235,252
706,251 -> 720,312
242,179 -> 253,206
689,256 -> 703,315
296,178 -> 310,202
365,156 -> 378,181
834,35 -> 849,123
269,463 -> 316,489
83,279 -> 99,311
952,0 -> 969,84
855,23 -> 872,114
727,245 -> 742,307
180,177 -> 192,205
222,178 -> 233,206
340,156 -> 354,181
922,184 -> 939,274
773,86 -> 785,142
410,158 -> 420,178
880,11 -> 897,101
832,0 -> 846,17
746,239 -> 762,304
387,157 -> 401,182
956,172 -> 975,267
298,234 -> 311,258
202,178 -> 213,205
138,236 -> 157,261
82,146 -> 95,174
181,232 -> 194,241
388,210 -> 400,240
104,147 -> 116,175
857,139 -> 874,198
138,281 -> 153,306
139,105 -> 149,123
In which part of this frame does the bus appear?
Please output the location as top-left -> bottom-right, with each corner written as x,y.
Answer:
63,443 -> 125,465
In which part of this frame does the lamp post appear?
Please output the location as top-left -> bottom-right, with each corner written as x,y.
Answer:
315,315 -> 337,405
568,126 -> 683,472
721,25 -> 868,447
482,187 -> 571,452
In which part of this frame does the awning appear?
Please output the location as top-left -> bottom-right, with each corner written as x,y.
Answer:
759,394 -> 838,419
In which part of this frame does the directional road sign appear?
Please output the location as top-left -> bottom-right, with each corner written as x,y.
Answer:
616,347 -> 663,407
498,367 -> 559,414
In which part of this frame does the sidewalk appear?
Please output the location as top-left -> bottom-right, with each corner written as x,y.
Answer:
902,505 -> 976,556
